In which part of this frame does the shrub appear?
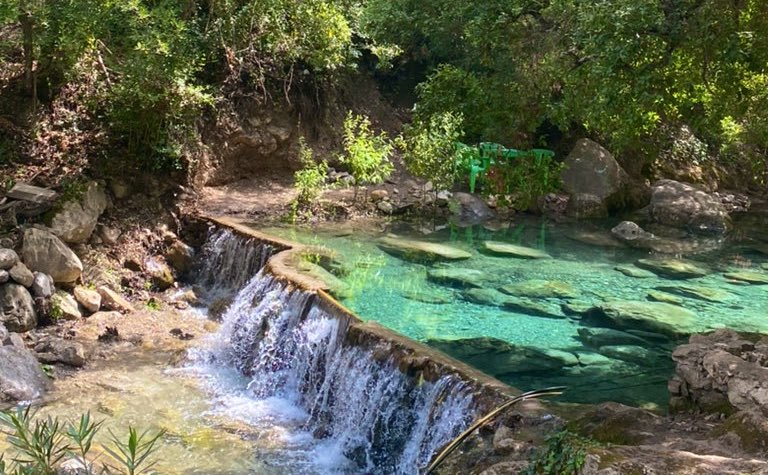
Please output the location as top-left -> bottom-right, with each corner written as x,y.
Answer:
290,138 -> 328,220
524,430 -> 594,475
398,111 -> 464,191
339,112 -> 393,199
0,407 -> 165,475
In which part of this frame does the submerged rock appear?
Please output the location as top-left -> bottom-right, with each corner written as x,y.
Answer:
586,300 -> 697,337
34,338 -> 87,367
378,236 -> 472,263
646,290 -> 685,305
461,288 -> 512,307
481,241 -> 551,259
655,285 -> 732,303
597,344 -> 666,366
577,327 -> 651,349
426,336 -> 569,376
427,268 -> 486,288
724,271 -> 768,285
401,289 -> 453,305
0,346 -> 48,402
615,265 -> 656,279
502,298 -> 564,319
635,258 -> 709,279
500,279 -> 578,300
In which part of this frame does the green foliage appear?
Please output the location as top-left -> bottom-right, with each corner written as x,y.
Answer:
103,426 -> 166,475
524,430 -> 594,475
205,0 -> 353,71
292,138 -> 328,210
0,407 -> 165,475
362,0 -> 768,185
398,111 -> 464,190
486,153 -> 563,209
339,112 -> 393,197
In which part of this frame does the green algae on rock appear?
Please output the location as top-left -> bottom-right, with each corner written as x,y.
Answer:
635,258 -> 709,279
615,265 -> 656,279
500,279 -> 579,300
481,241 -> 552,259
724,271 -> 768,285
378,236 -> 472,262
655,285 -> 733,303
588,300 -> 697,337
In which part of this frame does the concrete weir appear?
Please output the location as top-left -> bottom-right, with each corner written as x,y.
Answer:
206,216 -> 520,412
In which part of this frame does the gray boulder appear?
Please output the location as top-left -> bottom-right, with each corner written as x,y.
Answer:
30,272 -> 55,299
22,228 -> 83,283
50,181 -> 109,243
0,284 -> 37,332
0,248 -> 19,270
449,192 -> 495,225
565,193 -> 608,219
0,346 -> 49,402
35,338 -> 87,367
52,292 -> 82,320
561,139 -> 636,214
0,269 -> 8,284
9,262 -> 34,287
649,179 -> 730,235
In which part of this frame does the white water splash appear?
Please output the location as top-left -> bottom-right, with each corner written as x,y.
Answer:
188,231 -> 477,474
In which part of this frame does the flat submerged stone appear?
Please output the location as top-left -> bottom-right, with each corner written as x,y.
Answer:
724,271 -> 768,285
481,241 -> 551,259
589,300 -> 697,337
615,265 -> 656,279
635,258 -> 709,279
500,279 -> 578,300
655,285 -> 733,303
378,237 -> 472,262
427,268 -> 486,288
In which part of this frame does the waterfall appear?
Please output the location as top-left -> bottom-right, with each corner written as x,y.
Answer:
191,229 -> 477,474
195,228 -> 275,294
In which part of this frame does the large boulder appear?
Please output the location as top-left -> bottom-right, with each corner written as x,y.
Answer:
21,228 -> 83,283
0,284 -> 37,332
0,346 -> 49,402
449,192 -> 495,225
50,181 -> 109,244
648,179 -> 730,235
561,139 -> 638,213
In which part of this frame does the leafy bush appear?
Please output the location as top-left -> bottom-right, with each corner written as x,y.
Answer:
339,112 -> 393,199
0,407 -> 165,475
485,152 -> 563,209
290,137 -> 327,219
398,111 -> 464,191
524,430 -> 594,475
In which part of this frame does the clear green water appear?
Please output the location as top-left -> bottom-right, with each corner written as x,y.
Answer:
262,215 -> 768,409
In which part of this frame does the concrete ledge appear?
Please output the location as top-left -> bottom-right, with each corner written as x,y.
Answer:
205,215 -> 522,411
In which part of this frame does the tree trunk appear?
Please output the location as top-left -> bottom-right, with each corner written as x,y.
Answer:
19,8 -> 34,97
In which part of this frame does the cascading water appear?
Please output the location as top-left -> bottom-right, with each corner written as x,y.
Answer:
195,229 -> 275,294
189,229 -> 477,474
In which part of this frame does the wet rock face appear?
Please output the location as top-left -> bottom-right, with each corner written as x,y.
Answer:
649,179 -> 730,235
670,329 -> 768,416
611,221 -> 655,245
